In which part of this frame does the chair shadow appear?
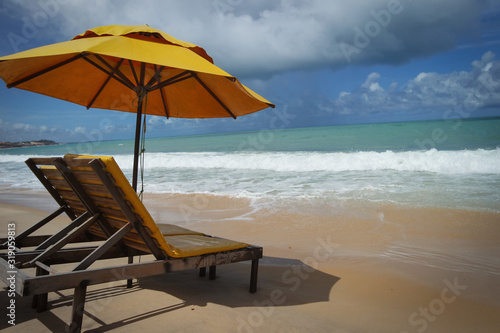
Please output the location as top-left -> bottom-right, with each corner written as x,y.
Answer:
0,256 -> 340,332
137,256 -> 340,308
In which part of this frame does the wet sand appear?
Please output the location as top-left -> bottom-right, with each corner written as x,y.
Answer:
1,191 -> 499,332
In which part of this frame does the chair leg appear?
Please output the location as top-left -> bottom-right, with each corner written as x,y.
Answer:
209,265 -> 216,280
127,256 -> 133,288
68,281 -> 88,333
250,259 -> 259,293
35,293 -> 48,313
199,267 -> 206,277
32,266 -> 48,312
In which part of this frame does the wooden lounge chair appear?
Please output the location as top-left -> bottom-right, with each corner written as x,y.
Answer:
0,155 -> 262,333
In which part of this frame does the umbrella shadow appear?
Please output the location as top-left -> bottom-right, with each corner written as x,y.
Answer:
90,256 -> 340,332
142,256 -> 339,306
0,256 -> 340,332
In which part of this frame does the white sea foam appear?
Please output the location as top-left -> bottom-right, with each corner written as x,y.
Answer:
3,149 -> 498,174
135,148 -> 500,174
1,149 -> 499,211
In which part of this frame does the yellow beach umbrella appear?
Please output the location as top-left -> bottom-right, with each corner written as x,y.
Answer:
0,24 -> 274,190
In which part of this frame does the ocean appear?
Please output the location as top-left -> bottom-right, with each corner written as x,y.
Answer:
1,117 -> 500,212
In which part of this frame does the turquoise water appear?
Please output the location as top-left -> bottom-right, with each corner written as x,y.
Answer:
4,117 -> 500,155
1,117 -> 500,211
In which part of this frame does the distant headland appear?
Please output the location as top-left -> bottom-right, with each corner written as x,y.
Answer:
0,140 -> 59,149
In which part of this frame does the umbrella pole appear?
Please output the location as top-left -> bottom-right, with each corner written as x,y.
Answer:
129,91 -> 143,289
132,96 -> 143,192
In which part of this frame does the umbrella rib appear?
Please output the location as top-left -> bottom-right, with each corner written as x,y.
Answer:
87,58 -> 125,109
7,53 -> 84,88
145,65 -> 165,90
159,86 -> 169,118
128,60 -> 140,86
192,72 -> 237,119
93,54 -> 135,89
82,56 -> 135,90
152,65 -> 169,118
139,62 -> 146,87
149,70 -> 193,91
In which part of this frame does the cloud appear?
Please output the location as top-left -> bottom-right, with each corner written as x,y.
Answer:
0,118 -> 56,141
1,0 -> 491,78
148,116 -> 171,127
362,73 -> 384,92
1,0 -> 498,141
0,119 -> 113,142
328,51 -> 500,117
73,126 -> 86,135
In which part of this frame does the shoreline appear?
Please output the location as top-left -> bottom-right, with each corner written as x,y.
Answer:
2,187 -> 499,214
1,191 -> 499,332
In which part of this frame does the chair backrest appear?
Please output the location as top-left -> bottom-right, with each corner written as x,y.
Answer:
28,155 -> 173,259
26,157 -> 105,242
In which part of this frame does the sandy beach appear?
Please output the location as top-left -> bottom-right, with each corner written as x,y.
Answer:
1,190 -> 499,332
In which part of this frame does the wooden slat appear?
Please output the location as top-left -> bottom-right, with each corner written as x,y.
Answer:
81,183 -> 112,197
85,225 -> 147,251
86,226 -> 107,239
88,195 -> 119,208
85,214 -> 151,252
63,158 -> 96,168
122,232 -> 146,244
103,217 -> 128,229
71,170 -> 103,183
65,201 -> 86,212
40,168 -> 63,179
94,217 -> 148,245
123,234 -> 147,244
71,207 -> 87,217
59,195 -> 86,213
48,178 -> 73,190
58,189 -> 79,200
121,240 -> 151,253
29,157 -> 59,165
99,207 -> 128,221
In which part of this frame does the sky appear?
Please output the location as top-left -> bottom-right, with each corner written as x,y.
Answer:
0,0 -> 499,143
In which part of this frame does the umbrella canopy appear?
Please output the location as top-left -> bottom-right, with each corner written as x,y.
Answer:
0,25 -> 274,190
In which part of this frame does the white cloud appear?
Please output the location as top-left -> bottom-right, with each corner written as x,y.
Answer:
2,0 -> 491,78
362,73 -> 384,92
1,0 -> 498,140
148,116 -> 171,127
0,119 -> 115,142
329,52 -> 500,116
0,119 -> 60,141
73,126 -> 86,134
13,122 -> 32,131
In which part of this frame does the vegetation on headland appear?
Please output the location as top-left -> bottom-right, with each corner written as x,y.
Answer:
0,140 -> 59,149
